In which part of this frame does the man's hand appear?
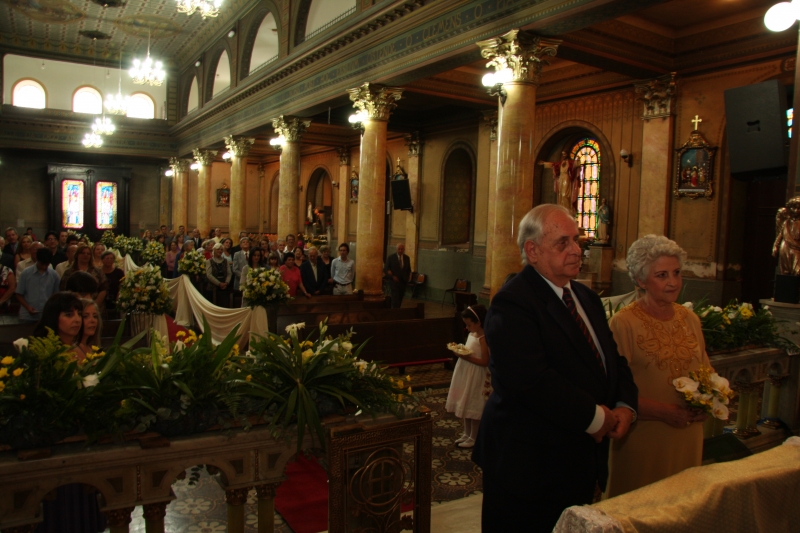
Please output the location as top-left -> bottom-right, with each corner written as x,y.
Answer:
589,405 -> 617,443
608,407 -> 634,439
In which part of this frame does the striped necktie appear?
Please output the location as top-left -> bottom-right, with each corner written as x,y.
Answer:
562,286 -> 606,375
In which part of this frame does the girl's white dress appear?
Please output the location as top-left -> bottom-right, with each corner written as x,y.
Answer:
445,333 -> 491,420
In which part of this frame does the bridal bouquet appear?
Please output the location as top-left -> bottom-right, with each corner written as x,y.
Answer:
140,241 -> 166,266
117,265 -> 173,315
178,250 -> 207,276
241,267 -> 292,307
673,365 -> 735,420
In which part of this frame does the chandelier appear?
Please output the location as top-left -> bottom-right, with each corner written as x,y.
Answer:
92,116 -> 115,136
176,0 -> 223,18
129,30 -> 165,86
105,53 -> 130,114
83,132 -> 104,148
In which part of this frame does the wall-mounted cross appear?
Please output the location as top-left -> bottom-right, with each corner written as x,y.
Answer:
692,115 -> 702,130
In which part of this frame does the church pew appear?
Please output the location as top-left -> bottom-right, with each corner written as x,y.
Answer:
277,304 -> 424,333
277,299 -> 389,315
322,317 -> 458,372
285,292 -> 368,305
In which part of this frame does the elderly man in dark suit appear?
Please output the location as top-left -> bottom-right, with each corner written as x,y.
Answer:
384,243 -> 412,308
300,246 -> 326,295
473,204 -> 638,533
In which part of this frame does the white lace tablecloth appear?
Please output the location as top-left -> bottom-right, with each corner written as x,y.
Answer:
553,505 -> 624,533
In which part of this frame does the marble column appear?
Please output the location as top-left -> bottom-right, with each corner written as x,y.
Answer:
347,83 -> 403,300
479,112 -> 498,302
635,73 -> 676,237
142,501 -> 168,533
169,158 -> 190,231
272,115 -> 311,241
336,147 -> 351,247
477,30 -> 559,299
256,482 -> 281,533
224,136 -> 255,239
404,132 -> 423,272
159,168 -> 170,228
192,149 -> 217,236
258,163 -> 266,234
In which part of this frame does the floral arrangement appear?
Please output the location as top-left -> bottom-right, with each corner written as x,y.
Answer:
241,267 -> 292,307
117,265 -> 173,315
140,241 -> 166,266
245,320 -> 415,451
99,229 -> 116,248
68,230 -> 93,248
178,250 -> 207,276
114,235 -> 143,257
673,365 -> 735,420
687,300 -> 798,353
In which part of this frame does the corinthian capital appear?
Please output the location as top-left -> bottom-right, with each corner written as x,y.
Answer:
477,30 -> 560,86
271,115 -> 312,142
635,73 -> 677,120
347,83 -> 403,121
223,136 -> 255,157
169,158 -> 190,173
337,147 -> 351,166
192,149 -> 217,166
404,132 -> 423,156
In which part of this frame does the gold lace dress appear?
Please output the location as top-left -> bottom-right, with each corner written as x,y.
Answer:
605,301 -> 710,498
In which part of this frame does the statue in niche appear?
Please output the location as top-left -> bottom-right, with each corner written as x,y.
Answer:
350,170 -> 359,203
538,151 -> 581,213
596,198 -> 611,244
307,201 -> 314,224
773,197 -> 800,275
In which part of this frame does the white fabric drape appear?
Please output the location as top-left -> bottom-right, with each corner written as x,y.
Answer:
122,256 -> 270,347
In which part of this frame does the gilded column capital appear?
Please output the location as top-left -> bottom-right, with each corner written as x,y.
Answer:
255,482 -> 282,499
635,73 -> 677,120
482,111 -> 498,141
404,132 -> 423,156
223,135 -> 255,157
347,83 -> 403,121
192,149 -> 217,166
105,506 -> 135,527
142,502 -> 168,521
225,487 -> 251,506
169,158 -> 191,173
271,115 -> 312,142
477,30 -> 560,86
337,146 -> 351,166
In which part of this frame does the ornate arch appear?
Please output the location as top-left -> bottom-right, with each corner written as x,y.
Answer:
439,140 -> 477,247
240,2 -> 281,79
293,0 -> 312,47
179,69 -> 198,118
204,41 -> 234,103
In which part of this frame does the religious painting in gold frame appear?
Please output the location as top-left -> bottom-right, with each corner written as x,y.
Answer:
674,131 -> 716,199
216,183 -> 230,207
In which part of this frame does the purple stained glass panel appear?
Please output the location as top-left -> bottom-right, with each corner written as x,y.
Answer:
96,182 -> 117,229
62,180 -> 84,229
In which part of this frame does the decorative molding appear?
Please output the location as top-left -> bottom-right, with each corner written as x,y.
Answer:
169,158 -> 191,172
347,83 -> 403,121
337,146 -> 351,166
192,149 -> 218,166
404,131 -> 423,156
482,111 -> 498,141
635,72 -> 676,120
223,135 -> 255,157
271,115 -> 311,142
255,482 -> 281,500
225,487 -> 250,506
476,29 -> 560,86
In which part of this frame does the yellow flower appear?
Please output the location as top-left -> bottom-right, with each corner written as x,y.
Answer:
407,387 -> 412,395
0,382 -> 4,392
1,356 -> 14,366
91,345 -> 100,351
303,341 -> 314,348
302,349 -> 315,362
0,367 -> 7,378
405,375 -> 411,382
246,375 -> 252,382
19,394 -> 25,400
176,331 -> 186,338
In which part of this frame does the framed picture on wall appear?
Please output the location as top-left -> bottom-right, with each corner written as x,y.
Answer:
216,183 -> 230,207
674,131 -> 716,200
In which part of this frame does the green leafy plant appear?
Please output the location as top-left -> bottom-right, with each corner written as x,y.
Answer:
689,300 -> 798,353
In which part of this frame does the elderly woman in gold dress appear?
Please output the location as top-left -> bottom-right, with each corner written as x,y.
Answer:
605,235 -> 709,498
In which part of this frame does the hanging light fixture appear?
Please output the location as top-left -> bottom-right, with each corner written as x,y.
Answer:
83,132 -> 104,148
176,0 -> 223,19
92,116 -> 116,136
106,51 -> 130,115
129,30 -> 166,86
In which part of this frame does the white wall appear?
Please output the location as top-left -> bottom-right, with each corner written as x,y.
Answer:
3,54 -> 166,117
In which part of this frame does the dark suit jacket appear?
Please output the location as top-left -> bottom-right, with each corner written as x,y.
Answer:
383,253 -> 411,286
300,258 -> 326,294
473,265 -> 637,501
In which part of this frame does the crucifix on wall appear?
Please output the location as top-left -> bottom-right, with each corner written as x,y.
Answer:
691,115 -> 702,131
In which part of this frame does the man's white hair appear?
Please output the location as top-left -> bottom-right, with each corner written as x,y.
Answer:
517,204 -> 574,264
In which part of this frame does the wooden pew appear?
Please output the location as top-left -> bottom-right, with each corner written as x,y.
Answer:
278,299 -> 389,315
278,304 -> 424,333
285,292 -> 370,305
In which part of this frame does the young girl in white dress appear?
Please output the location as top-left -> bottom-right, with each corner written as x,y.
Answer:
446,305 -> 491,449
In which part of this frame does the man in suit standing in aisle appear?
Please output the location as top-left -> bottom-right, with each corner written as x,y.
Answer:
384,243 -> 412,308
473,204 -> 638,533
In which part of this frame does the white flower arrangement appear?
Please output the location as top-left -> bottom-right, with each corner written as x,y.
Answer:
242,267 -> 292,308
178,250 -> 207,276
140,241 -> 166,266
117,264 -> 173,315
113,235 -> 143,256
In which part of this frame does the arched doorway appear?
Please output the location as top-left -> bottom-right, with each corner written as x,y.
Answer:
441,147 -> 474,246
306,168 -> 333,236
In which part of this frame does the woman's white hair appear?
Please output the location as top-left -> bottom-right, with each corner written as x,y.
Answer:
212,242 -> 224,251
517,204 -> 574,264
626,234 -> 686,286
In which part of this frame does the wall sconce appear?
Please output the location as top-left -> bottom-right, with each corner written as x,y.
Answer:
620,149 -> 633,167
164,169 -> 174,177
331,181 -> 339,188
195,60 -> 201,67
221,151 -> 232,161
482,68 -> 512,106
299,185 -> 304,192
227,30 -> 236,38
190,162 -> 200,170
269,135 -> 286,147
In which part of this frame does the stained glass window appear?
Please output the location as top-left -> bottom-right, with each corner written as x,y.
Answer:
570,138 -> 601,239
788,108 -> 793,139
96,182 -> 118,229
62,180 -> 84,228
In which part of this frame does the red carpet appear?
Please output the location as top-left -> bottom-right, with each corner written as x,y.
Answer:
274,453 -> 329,533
